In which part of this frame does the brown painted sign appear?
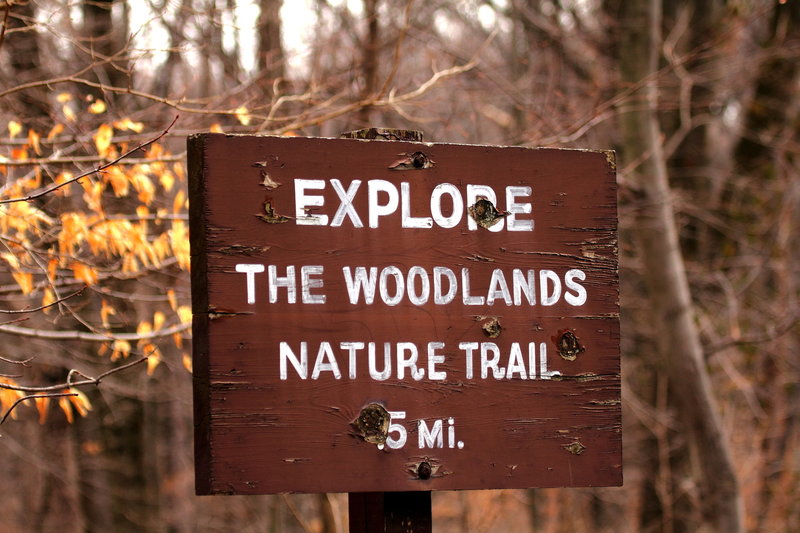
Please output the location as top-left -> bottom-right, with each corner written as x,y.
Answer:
188,134 -> 621,494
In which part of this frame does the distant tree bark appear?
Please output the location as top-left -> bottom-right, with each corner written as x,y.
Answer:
733,3 -> 800,529
618,1 -> 744,532
5,0 -> 49,122
257,0 -> 284,94
82,0 -> 130,99
357,0 -> 379,126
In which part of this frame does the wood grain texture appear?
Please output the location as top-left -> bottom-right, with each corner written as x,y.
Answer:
189,134 -> 620,494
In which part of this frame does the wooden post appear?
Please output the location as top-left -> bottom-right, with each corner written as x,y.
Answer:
341,128 -> 432,533
349,492 -> 432,533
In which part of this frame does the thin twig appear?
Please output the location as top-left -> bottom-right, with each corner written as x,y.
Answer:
0,355 -> 149,393
0,287 -> 85,314
0,153 -> 184,167
0,355 -> 33,366
0,115 -> 178,205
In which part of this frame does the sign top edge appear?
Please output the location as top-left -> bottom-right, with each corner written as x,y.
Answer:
188,132 -> 615,159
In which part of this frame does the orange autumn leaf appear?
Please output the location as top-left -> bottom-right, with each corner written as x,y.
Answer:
234,106 -> 251,126
71,262 -> 98,285
177,305 -> 191,325
112,117 -> 144,132
145,345 -> 161,376
110,339 -> 131,361
94,123 -> 114,157
153,310 -> 166,331
58,395 -> 74,423
41,287 -> 55,314
47,258 -> 58,281
35,396 -> 50,424
12,271 -> 34,295
167,289 -> 177,311
182,353 -> 192,373
69,388 -> 92,417
8,120 -> 22,138
47,123 -> 65,140
27,129 -> 42,155
88,100 -> 107,114
101,299 -> 116,328
172,189 -> 185,214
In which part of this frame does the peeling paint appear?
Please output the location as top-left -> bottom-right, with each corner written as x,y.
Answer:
468,197 -> 508,229
216,244 -> 270,256
388,151 -> 435,170
257,200 -> 289,224
564,441 -> 587,455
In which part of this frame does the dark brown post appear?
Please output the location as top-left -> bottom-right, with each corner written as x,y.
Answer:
349,492 -> 432,533
341,128 -> 432,533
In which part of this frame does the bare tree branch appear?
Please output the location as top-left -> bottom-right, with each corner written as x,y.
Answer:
0,321 -> 189,342
0,287 -> 85,315
0,115 -> 179,205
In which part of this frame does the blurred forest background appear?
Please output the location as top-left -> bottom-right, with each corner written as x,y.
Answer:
0,0 -> 798,531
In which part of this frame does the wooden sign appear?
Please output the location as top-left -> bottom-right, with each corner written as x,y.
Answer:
188,134 -> 621,494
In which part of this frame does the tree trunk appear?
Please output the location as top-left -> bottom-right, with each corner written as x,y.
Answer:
357,0 -> 380,126
258,0 -> 284,94
83,0 -> 130,99
5,0 -> 50,123
618,1 -> 744,531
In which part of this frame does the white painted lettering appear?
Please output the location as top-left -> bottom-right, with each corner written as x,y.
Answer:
311,342 -> 341,379
280,341 -> 307,380
379,266 -> 404,306
430,183 -> 463,228
368,342 -> 391,381
330,179 -> 363,227
539,269 -> 561,306
506,342 -> 527,379
480,342 -> 505,379
268,265 -> 297,303
427,342 -> 447,380
397,342 -> 425,380
512,269 -> 536,305
433,267 -> 457,305
460,342 -> 478,379
401,182 -> 433,228
539,342 -> 561,379
506,186 -> 533,231
418,419 -> 443,448
564,269 -> 587,306
294,179 -> 328,225
368,180 -> 399,228
461,268 -> 485,305
300,265 -> 326,304
343,266 -> 378,304
235,263 -> 264,304
407,266 -> 430,305
340,341 -> 364,379
486,268 -> 512,305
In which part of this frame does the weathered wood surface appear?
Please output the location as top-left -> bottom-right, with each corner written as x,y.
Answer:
189,134 -> 620,494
